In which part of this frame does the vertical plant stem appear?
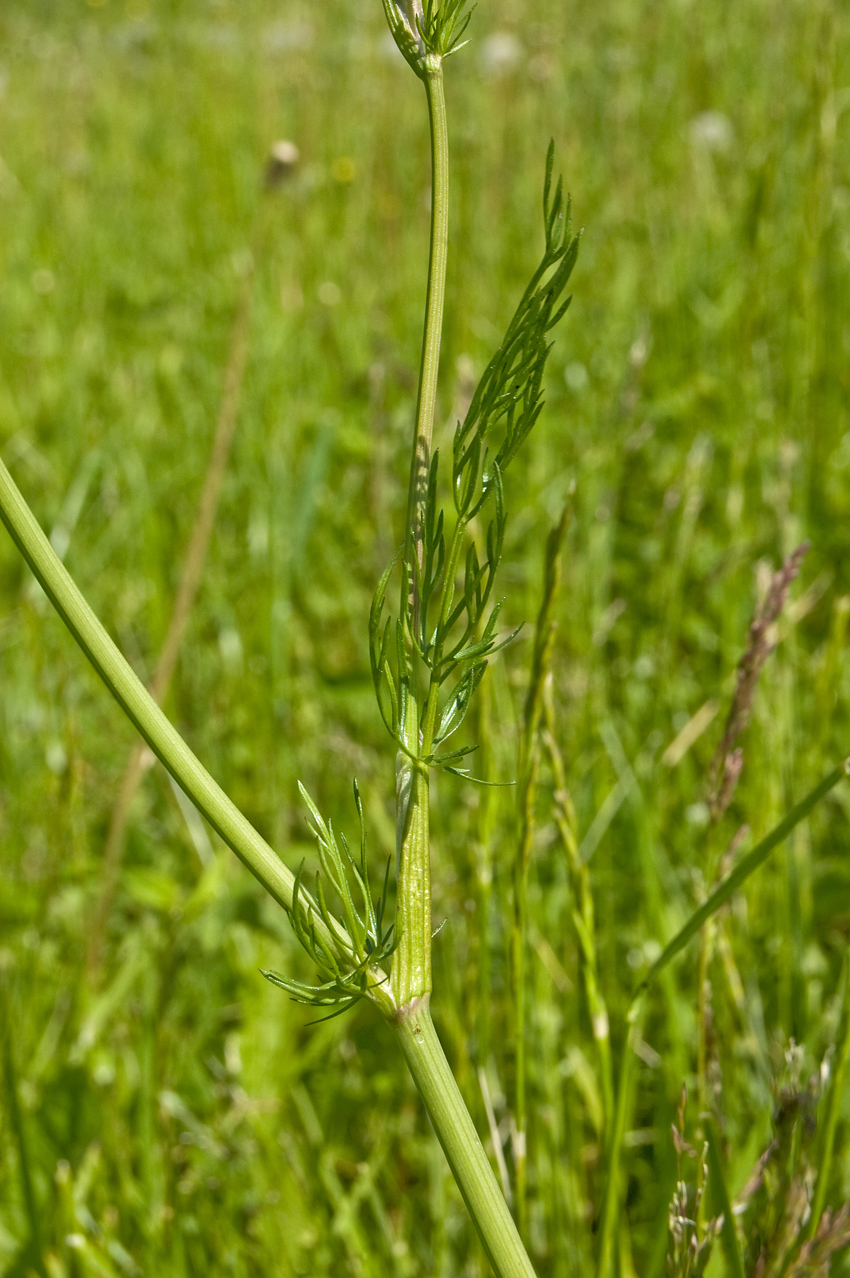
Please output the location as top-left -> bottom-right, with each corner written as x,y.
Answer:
392,748 -> 432,1007
807,954 -> 850,1239
704,1115 -> 746,1278
511,511 -> 567,1235
392,57 -> 448,1010
393,997 -> 537,1278
1,995 -> 43,1276
386,46 -> 539,1275
696,917 -> 713,1124
404,58 -> 449,595
511,866 -> 530,1232
597,998 -> 645,1278
475,680 -> 496,1069
544,686 -> 613,1134
87,272 -> 254,976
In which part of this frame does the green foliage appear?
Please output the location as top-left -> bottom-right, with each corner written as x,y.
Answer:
665,1095 -> 722,1278
416,0 -> 474,59
667,1053 -> 850,1278
381,0 -> 474,75
370,144 -> 579,775
2,0 -> 850,1274
261,783 -> 395,1016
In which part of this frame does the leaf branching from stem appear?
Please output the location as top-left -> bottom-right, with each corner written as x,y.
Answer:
262,781 -> 396,1017
370,143 -> 580,774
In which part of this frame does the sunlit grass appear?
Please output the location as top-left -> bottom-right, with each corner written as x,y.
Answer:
1,0 -> 850,1273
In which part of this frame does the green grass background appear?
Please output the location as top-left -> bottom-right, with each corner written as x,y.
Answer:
1,0 -> 850,1273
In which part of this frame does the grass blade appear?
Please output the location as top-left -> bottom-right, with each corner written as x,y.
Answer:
641,760 -> 849,992
806,953 -> 850,1241
705,1115 -> 745,1278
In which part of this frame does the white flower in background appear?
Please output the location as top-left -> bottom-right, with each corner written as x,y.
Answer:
265,139 -> 300,188
689,110 -> 734,153
479,32 -> 523,77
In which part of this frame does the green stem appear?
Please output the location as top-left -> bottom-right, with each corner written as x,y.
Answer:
0,454 -> 393,1005
511,512 -> 567,1235
807,954 -> 850,1239
392,751 -> 432,1007
392,55 -> 448,1014
386,46 -> 537,1275
1,998 -> 44,1275
393,997 -> 537,1278
597,999 -> 645,1278
511,867 -> 529,1233
704,1116 -> 746,1278
544,689 -> 613,1136
404,57 -> 449,592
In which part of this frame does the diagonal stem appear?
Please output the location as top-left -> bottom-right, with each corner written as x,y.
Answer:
393,997 -> 537,1278
0,452 -> 399,1010
86,273 -> 253,977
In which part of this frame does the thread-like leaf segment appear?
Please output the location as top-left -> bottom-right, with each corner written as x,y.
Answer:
381,0 -> 474,76
370,143 -> 580,781
261,781 -> 396,1016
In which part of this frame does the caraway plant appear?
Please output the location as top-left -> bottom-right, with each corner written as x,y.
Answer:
2,1 -> 850,1275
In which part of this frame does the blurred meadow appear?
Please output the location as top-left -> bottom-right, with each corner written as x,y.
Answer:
1,0 -> 850,1274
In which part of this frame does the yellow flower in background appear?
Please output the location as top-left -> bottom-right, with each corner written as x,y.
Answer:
331,157 -> 357,184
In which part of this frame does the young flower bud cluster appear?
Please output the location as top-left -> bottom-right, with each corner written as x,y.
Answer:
381,0 -> 473,76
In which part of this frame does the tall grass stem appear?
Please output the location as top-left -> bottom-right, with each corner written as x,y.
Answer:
597,761 -> 849,1276
1,1002 -> 43,1275
807,954 -> 850,1239
544,687 -> 613,1133
511,510 -> 567,1233
597,1002 -> 644,1278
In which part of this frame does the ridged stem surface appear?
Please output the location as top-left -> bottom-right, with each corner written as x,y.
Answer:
392,58 -> 448,1008
393,997 -> 537,1278
404,58 -> 449,595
